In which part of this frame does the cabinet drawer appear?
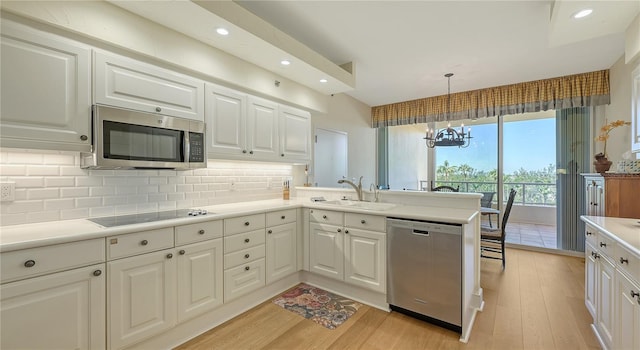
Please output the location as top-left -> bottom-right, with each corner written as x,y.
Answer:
266,209 -> 297,227
345,213 -> 386,232
224,214 -> 265,236
585,225 -> 598,247
309,209 -> 343,226
1,239 -> 105,283
107,227 -> 174,260
615,243 -> 640,284
224,229 -> 265,253
175,220 -> 223,246
223,258 -> 265,302
224,245 -> 265,269
596,232 -> 615,260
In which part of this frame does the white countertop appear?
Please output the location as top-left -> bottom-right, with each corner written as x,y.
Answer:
0,198 -> 479,252
581,216 -> 640,256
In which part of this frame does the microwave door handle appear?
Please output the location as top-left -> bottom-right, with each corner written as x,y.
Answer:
184,131 -> 190,164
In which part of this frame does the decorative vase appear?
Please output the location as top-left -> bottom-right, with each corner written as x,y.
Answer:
594,153 -> 612,174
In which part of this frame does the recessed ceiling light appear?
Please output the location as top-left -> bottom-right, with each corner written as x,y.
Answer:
280,60 -> 291,66
572,9 -> 593,19
216,28 -> 229,36
319,79 -> 328,83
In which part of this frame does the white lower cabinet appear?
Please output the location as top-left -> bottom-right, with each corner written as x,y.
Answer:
585,242 -> 598,318
309,222 -> 345,280
344,228 -> 386,293
596,253 -> 616,349
616,270 -> 640,350
266,222 -> 297,284
0,264 -> 106,350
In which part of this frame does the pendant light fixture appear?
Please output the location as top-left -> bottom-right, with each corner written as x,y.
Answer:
424,73 -> 472,148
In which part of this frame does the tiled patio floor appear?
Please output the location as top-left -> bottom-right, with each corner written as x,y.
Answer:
481,217 -> 558,249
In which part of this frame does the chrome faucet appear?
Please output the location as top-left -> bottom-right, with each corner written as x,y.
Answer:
337,176 -> 364,201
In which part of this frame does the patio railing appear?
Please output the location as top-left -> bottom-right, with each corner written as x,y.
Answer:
426,180 -> 557,206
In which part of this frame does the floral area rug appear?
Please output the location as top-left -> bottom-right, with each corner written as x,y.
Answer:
272,283 -> 362,330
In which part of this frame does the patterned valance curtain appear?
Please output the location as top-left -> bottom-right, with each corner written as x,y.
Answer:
371,69 -> 610,127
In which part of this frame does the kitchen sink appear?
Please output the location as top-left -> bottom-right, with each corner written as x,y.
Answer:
320,200 -> 397,211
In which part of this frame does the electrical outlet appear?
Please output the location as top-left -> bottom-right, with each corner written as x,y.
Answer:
1,182 -> 15,202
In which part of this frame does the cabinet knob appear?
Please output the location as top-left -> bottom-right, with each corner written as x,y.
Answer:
141,240 -> 149,246
155,107 -> 162,112
620,257 -> 629,264
281,215 -> 286,220
268,230 -> 273,234
179,250 -> 186,255
337,228 -> 342,233
281,153 -> 285,157
586,231 -> 593,236
593,203 -> 598,206
594,253 -> 600,259
249,150 -> 254,154
599,242 -> 606,248
198,229 -> 205,235
242,150 -> 247,154
345,229 -> 349,234
322,215 -> 327,219
361,219 -> 366,224
245,266 -> 250,271
80,135 -> 88,141
93,270 -> 102,277
244,222 -> 250,226
244,254 -> 250,259
631,290 -> 640,299
166,253 -> 173,259
24,260 -> 36,268
244,238 -> 250,243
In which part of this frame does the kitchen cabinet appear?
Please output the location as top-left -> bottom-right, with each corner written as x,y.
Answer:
585,240 -> 598,318
94,51 -> 205,121
596,248 -> 615,349
279,104 -> 312,161
584,174 -> 605,217
0,19 -> 92,152
603,174 -> 640,219
247,96 -> 280,159
206,83 -> 247,156
309,221 -> 345,280
266,209 -> 298,284
616,270 -> 640,350
632,63 -> 639,153
344,227 -> 386,293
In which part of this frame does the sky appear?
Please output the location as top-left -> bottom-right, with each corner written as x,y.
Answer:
436,118 -> 556,174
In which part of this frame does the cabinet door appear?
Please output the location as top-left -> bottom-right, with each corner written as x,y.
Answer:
94,51 -> 204,121
206,83 -> 247,155
108,249 -> 177,350
0,20 -> 91,152
279,105 -> 311,160
597,256 -> 616,349
616,271 -> 640,350
344,228 -> 386,293
1,264 -> 105,350
585,243 -> 598,319
247,96 -> 279,159
309,223 -> 344,280
177,239 -> 223,323
266,222 -> 297,284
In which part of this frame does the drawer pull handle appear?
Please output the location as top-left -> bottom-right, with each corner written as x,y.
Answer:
198,229 -> 205,235
281,215 -> 286,219
620,257 -> 629,264
631,290 -> 640,299
245,266 -> 250,271
24,260 -> 36,268
93,270 -> 102,277
361,219 -> 366,224
599,242 -> 606,248
245,238 -> 250,243
323,215 -> 327,219
141,240 -> 149,246
166,253 -> 173,259
337,228 -> 342,233
179,250 -> 186,255
155,107 -> 162,112
244,254 -> 250,259
586,231 -> 593,235
593,253 -> 600,259
345,230 -> 349,234
268,230 -> 273,234
244,222 -> 250,226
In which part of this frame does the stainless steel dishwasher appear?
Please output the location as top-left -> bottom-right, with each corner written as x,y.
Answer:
386,217 -> 462,332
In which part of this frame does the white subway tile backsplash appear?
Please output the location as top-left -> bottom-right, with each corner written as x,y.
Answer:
45,177 -> 75,187
60,208 -> 89,220
76,197 -> 103,208
103,196 -> 128,206
60,166 -> 87,176
27,211 -> 60,223
7,152 -> 43,164
27,165 -> 60,176
27,188 -> 59,200
13,177 -> 44,188
76,176 -> 103,187
8,200 -> 44,213
60,187 -> 89,198
0,165 -> 26,176
90,187 -> 116,196
42,153 -> 75,165
44,198 -> 75,211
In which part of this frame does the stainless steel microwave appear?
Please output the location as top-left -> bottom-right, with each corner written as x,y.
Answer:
81,105 -> 206,170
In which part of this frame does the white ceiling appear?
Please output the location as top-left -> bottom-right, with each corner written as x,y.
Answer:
112,0 -> 638,108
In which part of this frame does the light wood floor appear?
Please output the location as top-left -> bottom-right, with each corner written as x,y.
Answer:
176,248 -> 600,350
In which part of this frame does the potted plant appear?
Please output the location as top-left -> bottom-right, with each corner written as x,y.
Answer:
594,119 -> 631,174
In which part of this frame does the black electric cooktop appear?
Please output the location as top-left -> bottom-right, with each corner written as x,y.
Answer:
88,209 -> 209,227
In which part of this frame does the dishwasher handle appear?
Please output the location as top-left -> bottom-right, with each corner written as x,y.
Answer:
412,229 -> 430,236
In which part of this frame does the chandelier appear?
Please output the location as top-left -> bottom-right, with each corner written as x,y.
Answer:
424,73 -> 472,148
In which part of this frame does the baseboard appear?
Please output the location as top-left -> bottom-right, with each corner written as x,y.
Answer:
590,323 -> 609,350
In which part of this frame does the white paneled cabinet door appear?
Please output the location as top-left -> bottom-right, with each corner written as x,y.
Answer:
94,51 -> 205,121
0,20 -> 91,152
597,256 -> 616,349
108,249 -> 177,350
0,264 -> 105,350
585,242 -> 598,318
309,223 -> 344,280
266,222 -> 297,284
616,271 -> 640,350
206,83 -> 247,155
344,228 -> 386,293
247,96 -> 279,159
279,105 -> 311,161
177,239 -> 223,323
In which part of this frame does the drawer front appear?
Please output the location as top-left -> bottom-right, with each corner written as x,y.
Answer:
224,214 -> 265,236
224,229 -> 265,253
224,245 -> 265,269
107,227 -> 174,260
175,220 -> 223,246
615,243 -> 640,284
266,209 -> 297,227
584,225 -> 598,247
596,232 -> 615,260
223,258 -> 265,302
1,239 -> 105,283
309,209 -> 343,226
345,213 -> 386,232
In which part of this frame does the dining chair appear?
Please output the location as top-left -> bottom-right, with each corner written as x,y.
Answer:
431,185 -> 460,192
480,191 -> 496,227
480,188 -> 516,269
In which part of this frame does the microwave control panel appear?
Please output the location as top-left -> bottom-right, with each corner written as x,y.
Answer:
189,132 -> 205,162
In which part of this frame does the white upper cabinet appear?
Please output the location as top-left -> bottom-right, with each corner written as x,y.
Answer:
632,64 -> 640,153
94,51 -> 205,121
279,105 -> 312,161
0,20 -> 91,152
206,83 -> 247,156
247,96 -> 279,159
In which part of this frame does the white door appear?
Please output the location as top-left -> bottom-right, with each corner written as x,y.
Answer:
597,257 -> 616,349
314,128 -> 348,187
615,271 -> 640,350
585,242 -> 598,318
108,249 -> 177,350
309,223 -> 344,280
0,20 -> 91,152
631,64 -> 640,153
0,264 -> 105,350
344,228 -> 386,293
177,239 -> 223,323
247,96 -> 279,159
279,105 -> 311,160
266,222 -> 297,284
206,84 -> 247,155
